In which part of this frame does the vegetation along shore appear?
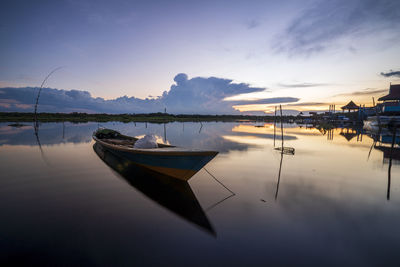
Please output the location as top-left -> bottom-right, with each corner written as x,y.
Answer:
0,112 -> 286,123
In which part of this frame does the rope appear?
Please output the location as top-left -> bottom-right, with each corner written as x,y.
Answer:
203,167 -> 236,211
204,167 -> 235,195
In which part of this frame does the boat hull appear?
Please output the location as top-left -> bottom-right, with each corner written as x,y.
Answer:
107,148 -> 216,181
364,116 -> 400,131
93,136 -> 218,181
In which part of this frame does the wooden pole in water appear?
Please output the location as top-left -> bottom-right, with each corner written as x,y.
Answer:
274,106 -> 277,147
367,138 -> 376,161
164,123 -> 167,142
388,126 -> 396,200
275,151 -> 283,201
280,104 -> 284,150
373,97 -> 381,129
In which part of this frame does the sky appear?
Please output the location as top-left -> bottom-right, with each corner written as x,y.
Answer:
1,0 -> 400,114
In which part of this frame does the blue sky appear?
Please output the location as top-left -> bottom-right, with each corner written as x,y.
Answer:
1,0 -> 400,114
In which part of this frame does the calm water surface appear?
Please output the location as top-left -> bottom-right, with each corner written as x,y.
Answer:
1,121 -> 400,266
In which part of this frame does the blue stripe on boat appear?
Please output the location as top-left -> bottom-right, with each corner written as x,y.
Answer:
110,150 -> 215,171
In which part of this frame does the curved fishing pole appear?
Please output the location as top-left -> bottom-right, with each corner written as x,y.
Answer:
34,66 -> 64,124
33,67 -> 63,165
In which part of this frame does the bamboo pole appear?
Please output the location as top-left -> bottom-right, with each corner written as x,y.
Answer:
275,152 -> 283,201
34,67 -> 63,128
274,106 -> 277,147
388,126 -> 397,200
164,123 -> 167,142
280,104 -> 284,150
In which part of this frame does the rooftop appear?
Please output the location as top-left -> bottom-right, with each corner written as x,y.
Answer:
341,100 -> 359,110
378,84 -> 400,101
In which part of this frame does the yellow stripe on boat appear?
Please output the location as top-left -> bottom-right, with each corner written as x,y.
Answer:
135,163 -> 197,181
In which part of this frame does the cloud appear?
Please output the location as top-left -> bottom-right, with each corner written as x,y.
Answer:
161,73 -> 266,114
0,99 -> 19,104
0,74 -> 272,114
14,104 -> 32,109
0,103 -> 11,108
334,88 -> 388,97
380,70 -> 400,78
228,97 -> 299,105
286,102 -> 328,107
67,0 -> 136,27
0,87 -> 159,113
245,19 -> 260,29
276,0 -> 400,55
278,82 -> 329,88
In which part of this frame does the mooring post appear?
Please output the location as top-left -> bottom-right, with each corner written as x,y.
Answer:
274,106 -> 277,147
388,125 -> 397,200
280,105 -> 284,150
275,152 -> 283,201
164,123 -> 167,142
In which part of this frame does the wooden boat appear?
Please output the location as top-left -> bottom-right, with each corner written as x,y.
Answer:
364,116 -> 400,131
93,142 -> 215,235
92,129 -> 218,181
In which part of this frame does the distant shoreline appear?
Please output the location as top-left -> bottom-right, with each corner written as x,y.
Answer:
0,112 -> 283,123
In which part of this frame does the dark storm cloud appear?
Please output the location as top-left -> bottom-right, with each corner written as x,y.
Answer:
276,0 -> 400,55
0,87 -> 160,113
0,74 -> 270,114
380,70 -> 400,78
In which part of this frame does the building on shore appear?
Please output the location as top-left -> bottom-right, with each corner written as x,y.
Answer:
378,84 -> 400,113
341,101 -> 359,113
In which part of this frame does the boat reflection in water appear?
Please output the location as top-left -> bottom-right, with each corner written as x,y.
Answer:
93,143 -> 215,236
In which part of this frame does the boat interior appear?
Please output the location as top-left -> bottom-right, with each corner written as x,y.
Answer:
100,138 -> 172,148
94,129 -> 173,148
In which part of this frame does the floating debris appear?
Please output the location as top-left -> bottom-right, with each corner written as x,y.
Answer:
274,147 -> 295,155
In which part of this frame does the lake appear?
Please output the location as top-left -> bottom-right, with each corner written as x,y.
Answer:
1,121 -> 400,266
